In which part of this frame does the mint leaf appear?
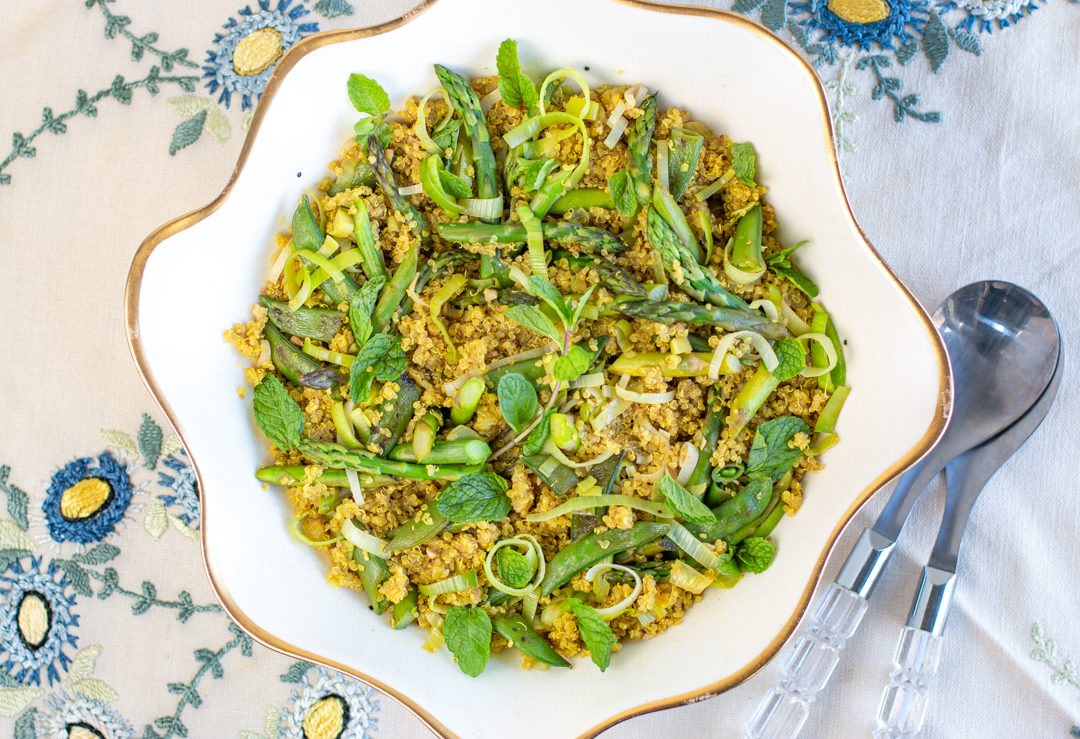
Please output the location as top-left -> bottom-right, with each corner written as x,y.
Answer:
496,39 -> 537,113
354,116 -> 375,144
730,142 -> 757,188
349,275 -> 385,346
736,536 -> 777,574
497,373 -> 539,433
253,375 -> 305,451
347,74 -> 390,116
569,285 -> 597,330
496,547 -> 535,589
772,264 -> 819,298
527,276 -> 571,323
437,472 -> 512,523
522,409 -> 554,456
770,338 -> 806,383
349,333 -> 407,403
659,474 -> 716,525
745,416 -> 810,483
570,601 -> 617,672
668,128 -> 704,200
503,304 -> 562,343
552,344 -> 593,383
518,74 -> 539,117
514,157 -> 560,193
608,171 -> 637,217
438,168 -> 473,198
443,605 -> 492,677
765,240 -> 808,266
373,118 -> 393,150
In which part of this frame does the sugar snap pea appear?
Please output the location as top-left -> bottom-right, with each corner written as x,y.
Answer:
391,585 -> 419,629
684,477 -> 772,543
291,195 -> 361,305
260,295 -> 345,342
491,613 -> 571,668
386,506 -> 449,551
540,522 -> 670,595
521,454 -> 580,498
353,546 -> 391,615
263,322 -> 323,384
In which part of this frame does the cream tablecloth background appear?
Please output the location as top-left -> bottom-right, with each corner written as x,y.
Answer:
1,1 -> 1078,737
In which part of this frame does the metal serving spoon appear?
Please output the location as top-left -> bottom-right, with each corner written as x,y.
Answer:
874,335 -> 1063,738
747,281 -> 1060,739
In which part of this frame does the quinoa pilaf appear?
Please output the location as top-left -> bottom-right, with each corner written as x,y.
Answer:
226,41 -> 849,676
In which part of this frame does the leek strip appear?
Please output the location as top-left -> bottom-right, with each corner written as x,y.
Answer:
541,440 -> 615,470
797,332 -> 838,377
805,433 -> 840,456
657,140 -> 669,190
724,236 -> 765,285
748,299 -> 781,324
297,248 -> 347,286
538,67 -> 591,117
525,494 -> 672,522
301,339 -> 356,367
414,87 -> 451,155
331,401 -> 362,449
584,563 -> 642,620
419,156 -> 465,214
666,522 -> 720,570
341,519 -> 389,558
417,570 -> 479,596
613,385 -> 676,404
462,196 -> 503,219
694,169 -> 735,201
669,559 -> 713,594
698,211 -> 715,264
267,245 -> 290,285
708,330 -> 777,379
517,203 -> 547,279
293,513 -> 342,547
344,468 -> 365,505
814,386 -> 851,434
429,274 -> 468,363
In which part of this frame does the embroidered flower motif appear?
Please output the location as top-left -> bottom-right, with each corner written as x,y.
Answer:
35,689 -> 134,739
43,453 -> 133,545
156,452 -> 199,529
281,666 -> 379,739
791,0 -> 931,49
203,0 -> 319,110
937,0 -> 1043,32
0,556 -> 79,686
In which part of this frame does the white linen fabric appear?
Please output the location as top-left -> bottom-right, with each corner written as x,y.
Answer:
0,0 -> 1077,737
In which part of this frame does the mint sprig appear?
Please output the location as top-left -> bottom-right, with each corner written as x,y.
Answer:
349,333 -> 407,403
497,373 -> 539,434
659,474 -> 716,525
252,375 -> 305,451
570,600 -> 617,672
437,472 -> 512,523
443,605 -> 492,677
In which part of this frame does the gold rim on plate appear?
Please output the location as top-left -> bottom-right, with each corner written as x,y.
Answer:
124,2 -> 953,736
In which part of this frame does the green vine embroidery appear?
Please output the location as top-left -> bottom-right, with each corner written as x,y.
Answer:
1031,623 -> 1080,693
0,465 -> 29,531
826,50 -> 858,156
89,567 -> 222,621
145,623 -> 254,739
86,0 -> 198,69
857,55 -> 942,123
0,67 -> 198,186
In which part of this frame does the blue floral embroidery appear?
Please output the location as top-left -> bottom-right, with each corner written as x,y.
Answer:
36,688 -> 134,739
43,453 -> 133,545
938,0 -> 1044,33
280,663 -> 379,739
0,556 -> 79,686
203,0 -> 319,110
791,0 -> 929,49
156,452 -> 199,529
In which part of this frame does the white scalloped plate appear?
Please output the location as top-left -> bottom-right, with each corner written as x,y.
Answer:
126,1 -> 951,737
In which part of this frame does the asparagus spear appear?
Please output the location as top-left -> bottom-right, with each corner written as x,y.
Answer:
684,389 -> 723,496
434,65 -> 499,223
371,241 -> 419,333
255,466 -> 395,487
646,206 -> 750,310
550,188 -> 615,213
299,439 -> 481,481
611,298 -> 787,339
549,248 -> 648,297
291,196 -> 361,305
727,363 -> 779,438
627,93 -> 657,205
263,322 -> 324,384
366,371 -> 422,456
729,203 -> 764,275
366,135 -> 431,244
327,157 -> 376,195
437,221 -> 628,253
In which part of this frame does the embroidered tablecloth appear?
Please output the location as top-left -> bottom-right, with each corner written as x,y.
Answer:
1,1 -> 1078,737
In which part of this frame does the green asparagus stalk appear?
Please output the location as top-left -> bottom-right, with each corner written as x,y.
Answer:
437,221 -> 628,254
366,135 -> 430,243
627,93 -> 657,205
646,206 -> 750,310
367,372 -> 422,456
729,203 -> 764,274
685,389 -> 723,496
550,188 -> 615,213
352,197 -> 387,281
608,351 -> 738,378
371,241 -> 419,333
291,195 -> 361,304
254,466 -> 394,487
299,439 -> 482,481
434,65 -> 499,223
652,184 -> 704,264
727,363 -> 779,438
611,298 -> 787,339
549,248 -> 648,297
389,439 -> 491,465
260,296 -> 345,343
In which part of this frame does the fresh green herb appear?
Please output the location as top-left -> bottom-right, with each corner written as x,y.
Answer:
658,474 -> 716,525
354,117 -> 393,150
730,142 -> 757,188
667,128 -> 704,201
252,375 -> 306,451
349,275 -> 385,347
438,168 -> 473,199
766,241 -> 819,298
570,600 -> 617,671
514,157 -> 561,193
503,304 -> 562,344
497,373 -> 539,433
528,276 -> 571,323
745,416 -> 810,483
348,74 -> 391,117
568,285 -> 597,329
736,536 -> 776,574
437,472 -> 512,523
496,547 -> 535,589
552,343 -> 595,383
770,338 -> 806,383
443,605 -> 493,677
495,39 -> 539,116
349,333 -> 408,403
607,171 -> 637,217
523,409 -> 555,456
